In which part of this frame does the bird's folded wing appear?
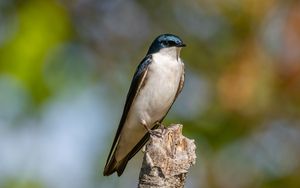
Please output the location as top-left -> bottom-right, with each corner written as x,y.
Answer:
103,55 -> 153,176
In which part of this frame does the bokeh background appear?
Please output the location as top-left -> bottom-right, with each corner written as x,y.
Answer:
1,0 -> 300,187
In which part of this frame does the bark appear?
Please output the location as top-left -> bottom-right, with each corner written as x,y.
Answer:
138,124 -> 196,188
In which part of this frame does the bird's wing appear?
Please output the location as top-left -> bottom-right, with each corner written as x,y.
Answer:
113,61 -> 185,176
103,55 -> 153,176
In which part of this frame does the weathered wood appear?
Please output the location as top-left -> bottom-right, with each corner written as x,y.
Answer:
138,124 -> 196,188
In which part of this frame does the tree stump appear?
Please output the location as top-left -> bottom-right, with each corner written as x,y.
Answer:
138,124 -> 196,188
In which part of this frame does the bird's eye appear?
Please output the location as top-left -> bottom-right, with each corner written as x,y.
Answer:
169,41 -> 176,46
162,41 -> 169,46
161,40 -> 177,47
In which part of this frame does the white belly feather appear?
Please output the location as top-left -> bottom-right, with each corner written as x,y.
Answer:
115,53 -> 183,160
134,55 -> 183,125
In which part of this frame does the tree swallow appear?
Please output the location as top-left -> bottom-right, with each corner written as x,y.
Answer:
103,34 -> 186,176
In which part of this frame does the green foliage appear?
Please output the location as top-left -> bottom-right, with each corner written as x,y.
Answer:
0,0 -> 72,103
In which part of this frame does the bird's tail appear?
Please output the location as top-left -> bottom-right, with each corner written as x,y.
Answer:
103,125 -> 159,176
103,155 -> 130,176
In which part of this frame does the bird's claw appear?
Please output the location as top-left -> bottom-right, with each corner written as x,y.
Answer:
149,129 -> 163,138
156,122 -> 165,129
142,121 -> 164,137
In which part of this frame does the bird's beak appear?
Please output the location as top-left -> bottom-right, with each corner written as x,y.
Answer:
177,43 -> 186,47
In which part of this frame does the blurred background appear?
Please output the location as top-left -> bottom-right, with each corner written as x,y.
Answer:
1,0 -> 300,187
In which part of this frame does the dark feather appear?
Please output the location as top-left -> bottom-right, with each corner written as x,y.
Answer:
103,58 -> 185,176
115,66 -> 185,176
115,123 -> 159,176
103,55 -> 153,176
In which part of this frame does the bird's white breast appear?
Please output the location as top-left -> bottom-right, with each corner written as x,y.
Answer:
134,52 -> 183,125
115,49 -> 184,160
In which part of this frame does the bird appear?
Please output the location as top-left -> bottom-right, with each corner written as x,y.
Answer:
103,34 -> 186,176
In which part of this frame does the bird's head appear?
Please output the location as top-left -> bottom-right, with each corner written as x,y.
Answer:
147,34 -> 186,55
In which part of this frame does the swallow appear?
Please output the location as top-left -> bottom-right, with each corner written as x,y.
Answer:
103,34 -> 186,176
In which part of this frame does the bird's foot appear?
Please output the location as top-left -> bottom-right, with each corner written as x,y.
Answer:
155,122 -> 166,136
148,129 -> 163,138
156,122 -> 165,130
141,120 -> 163,138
